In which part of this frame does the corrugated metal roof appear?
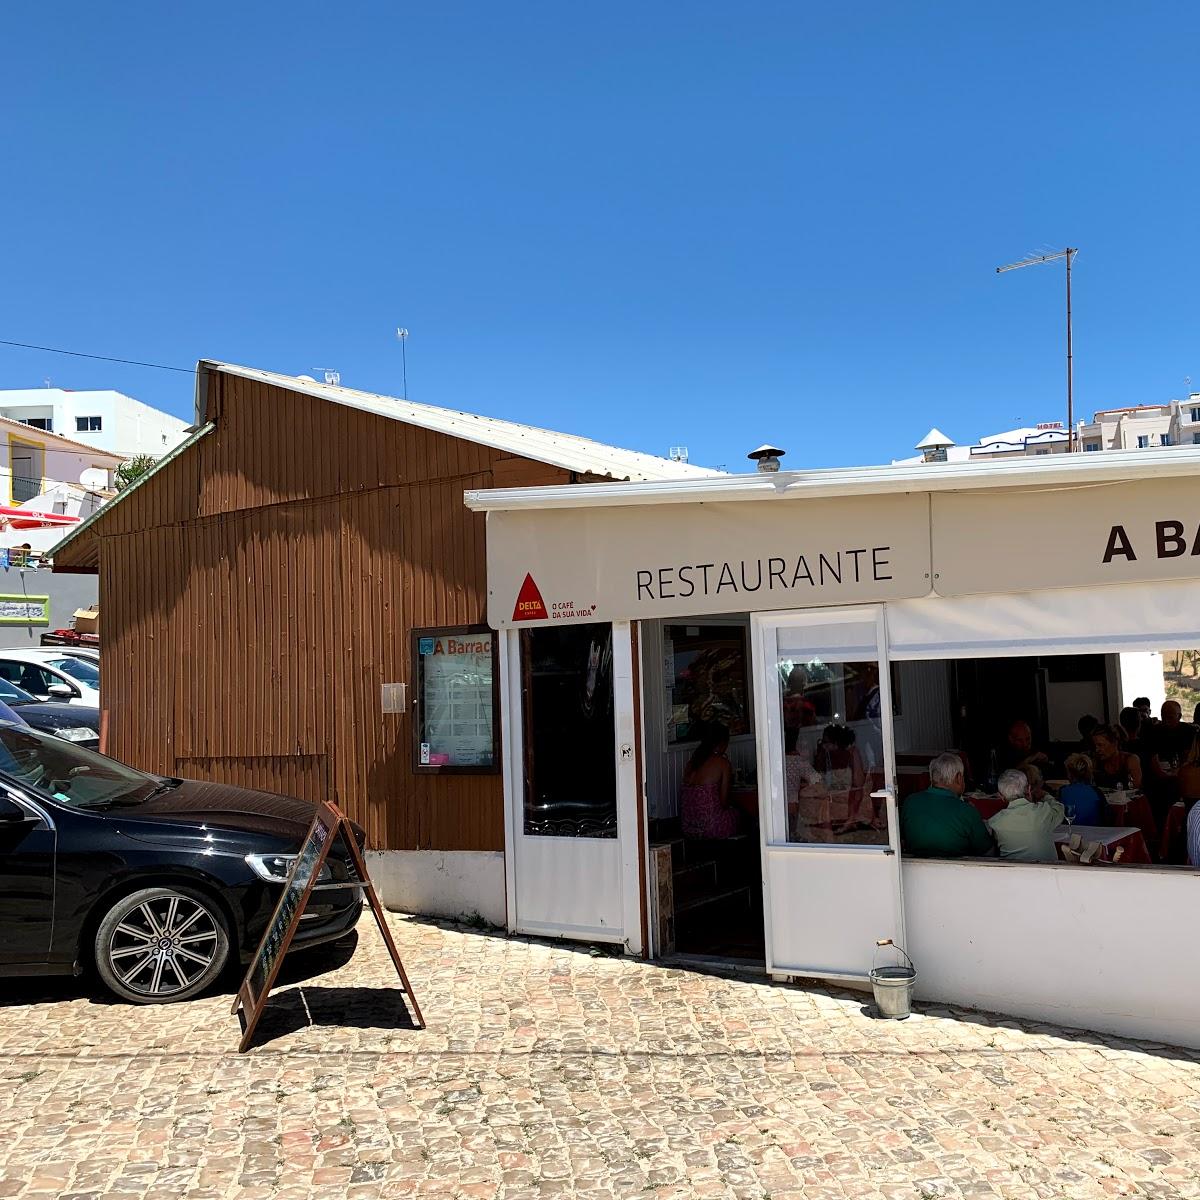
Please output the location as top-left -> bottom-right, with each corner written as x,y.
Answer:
200,361 -> 721,482
465,443 -> 1200,513
49,421 -> 216,563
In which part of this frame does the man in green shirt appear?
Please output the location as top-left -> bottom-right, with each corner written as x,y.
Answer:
901,752 -> 994,858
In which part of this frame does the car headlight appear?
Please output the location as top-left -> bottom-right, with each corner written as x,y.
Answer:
56,727 -> 98,743
245,852 -> 334,885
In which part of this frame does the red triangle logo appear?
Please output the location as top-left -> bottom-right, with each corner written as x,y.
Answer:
512,573 -> 548,622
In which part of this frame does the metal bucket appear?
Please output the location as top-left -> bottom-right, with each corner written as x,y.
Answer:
870,940 -> 916,1020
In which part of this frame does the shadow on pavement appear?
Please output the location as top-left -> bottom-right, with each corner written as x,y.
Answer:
248,984 -> 420,1048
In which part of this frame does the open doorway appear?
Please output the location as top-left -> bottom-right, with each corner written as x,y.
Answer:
640,617 -> 764,962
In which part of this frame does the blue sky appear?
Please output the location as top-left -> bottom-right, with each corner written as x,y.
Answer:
2,4 -> 1197,470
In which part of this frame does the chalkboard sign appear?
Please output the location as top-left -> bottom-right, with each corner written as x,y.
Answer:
231,801 -> 423,1052
245,807 -> 333,1008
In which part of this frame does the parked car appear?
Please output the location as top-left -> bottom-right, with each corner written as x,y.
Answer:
0,650 -> 99,706
0,723 -> 363,1003
0,678 -> 99,749
11,645 -> 99,667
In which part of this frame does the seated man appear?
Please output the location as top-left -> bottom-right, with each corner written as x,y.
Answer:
900,752 -> 993,858
987,769 -> 1064,863
997,719 -> 1050,773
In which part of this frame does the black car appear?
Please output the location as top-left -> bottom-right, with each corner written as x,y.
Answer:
0,722 -> 363,1003
0,678 -> 100,749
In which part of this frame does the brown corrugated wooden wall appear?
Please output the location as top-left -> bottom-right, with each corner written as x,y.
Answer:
72,373 -> 575,852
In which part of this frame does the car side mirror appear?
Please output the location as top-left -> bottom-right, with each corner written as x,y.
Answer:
47,683 -> 75,699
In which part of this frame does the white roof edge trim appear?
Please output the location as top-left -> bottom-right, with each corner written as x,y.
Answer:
198,360 -> 722,483
464,445 -> 1200,512
49,421 -> 217,561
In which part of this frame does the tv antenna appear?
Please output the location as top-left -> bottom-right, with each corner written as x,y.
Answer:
996,248 -> 1078,450
396,328 -> 409,398
312,367 -> 341,386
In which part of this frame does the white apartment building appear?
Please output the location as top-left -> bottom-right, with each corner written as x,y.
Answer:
901,392 -> 1200,464
1078,394 -> 1200,452
0,388 -> 190,458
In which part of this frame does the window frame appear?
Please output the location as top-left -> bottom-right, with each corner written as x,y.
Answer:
410,624 -> 501,776
661,617 -> 754,751
75,416 -> 102,433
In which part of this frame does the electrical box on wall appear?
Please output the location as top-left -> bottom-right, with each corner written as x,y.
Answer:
381,682 -> 407,714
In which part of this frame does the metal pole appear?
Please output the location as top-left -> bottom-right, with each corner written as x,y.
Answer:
1065,248 -> 1074,450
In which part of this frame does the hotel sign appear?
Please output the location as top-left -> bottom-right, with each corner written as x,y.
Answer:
486,493 -> 933,629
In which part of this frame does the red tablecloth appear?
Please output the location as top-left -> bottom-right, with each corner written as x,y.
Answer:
896,767 -> 930,800
965,792 -> 1006,820
732,788 -> 759,817
1053,824 -> 1150,865
1102,793 -> 1158,856
1160,801 -> 1189,864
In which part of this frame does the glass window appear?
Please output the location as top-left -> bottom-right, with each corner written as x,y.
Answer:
776,623 -> 890,847
0,723 -> 156,808
1194,433 -> 1200,445
45,656 -> 100,687
1137,435 -> 1150,448
522,623 -> 616,838
1084,442 -> 1101,452
21,418 -> 52,431
0,660 -> 68,697
75,416 -> 102,432
1161,434 -> 1173,447
1191,407 -> 1200,423
412,627 -> 498,772
663,623 -> 750,745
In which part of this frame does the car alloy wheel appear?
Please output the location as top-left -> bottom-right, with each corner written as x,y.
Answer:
95,886 -> 230,1004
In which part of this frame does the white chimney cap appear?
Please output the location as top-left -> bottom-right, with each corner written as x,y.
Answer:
915,427 -> 955,450
747,444 -> 786,461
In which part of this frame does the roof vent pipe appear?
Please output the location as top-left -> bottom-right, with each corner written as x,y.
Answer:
748,444 -> 785,473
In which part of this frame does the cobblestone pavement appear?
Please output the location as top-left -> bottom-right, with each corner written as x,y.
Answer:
2,915 -> 1200,1200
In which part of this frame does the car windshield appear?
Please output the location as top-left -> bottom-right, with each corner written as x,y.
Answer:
0,722 -> 158,809
0,678 -> 37,705
45,656 -> 100,687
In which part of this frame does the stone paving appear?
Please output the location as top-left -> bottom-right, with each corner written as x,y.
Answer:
2,915 -> 1200,1199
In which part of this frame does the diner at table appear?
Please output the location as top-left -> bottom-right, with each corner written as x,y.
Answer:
987,769 -> 1064,863
899,752 -> 993,858
1059,753 -> 1104,825
899,691 -> 1200,867
1090,723 -> 1142,791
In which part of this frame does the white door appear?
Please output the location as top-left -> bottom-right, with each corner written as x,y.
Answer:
751,606 -> 905,982
500,621 -> 643,951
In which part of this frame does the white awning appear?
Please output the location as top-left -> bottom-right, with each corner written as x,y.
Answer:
885,579 -> 1200,659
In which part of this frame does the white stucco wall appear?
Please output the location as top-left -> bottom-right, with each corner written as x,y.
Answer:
366,849 -> 506,928
903,857 -> 1199,1048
